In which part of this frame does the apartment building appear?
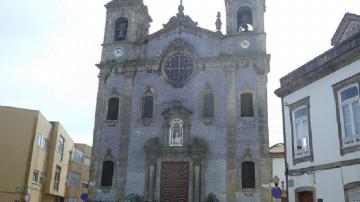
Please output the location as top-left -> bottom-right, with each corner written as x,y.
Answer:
0,106 -> 88,202
65,144 -> 92,202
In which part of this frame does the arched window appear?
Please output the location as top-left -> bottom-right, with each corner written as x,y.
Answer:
142,89 -> 155,121
101,161 -> 114,187
169,119 -> 183,146
114,17 -> 128,41
201,91 -> 214,119
242,161 -> 255,188
237,6 -> 253,32
241,93 -> 254,117
107,98 -> 119,120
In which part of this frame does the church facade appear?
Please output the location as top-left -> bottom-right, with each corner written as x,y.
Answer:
89,0 -> 271,201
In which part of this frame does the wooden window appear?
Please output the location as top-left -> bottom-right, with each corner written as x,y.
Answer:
242,161 -> 255,188
289,97 -> 313,164
292,106 -> 310,155
101,161 -> 114,187
333,73 -> 360,154
241,93 -> 254,117
202,93 -> 214,119
338,84 -> 360,146
107,98 -> 119,120
114,17 -> 128,41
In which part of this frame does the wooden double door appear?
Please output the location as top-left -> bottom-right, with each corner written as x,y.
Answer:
299,191 -> 314,202
160,162 -> 189,202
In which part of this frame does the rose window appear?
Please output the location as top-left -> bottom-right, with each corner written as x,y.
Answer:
164,53 -> 193,87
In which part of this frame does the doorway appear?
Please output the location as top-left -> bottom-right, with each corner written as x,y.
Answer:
298,191 -> 314,202
160,162 -> 189,202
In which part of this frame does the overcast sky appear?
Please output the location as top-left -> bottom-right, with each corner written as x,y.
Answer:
0,0 -> 359,146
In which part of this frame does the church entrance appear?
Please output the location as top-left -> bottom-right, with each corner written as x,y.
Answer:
160,162 -> 189,202
298,191 -> 314,202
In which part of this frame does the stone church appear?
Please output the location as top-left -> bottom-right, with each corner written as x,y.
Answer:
89,0 -> 271,201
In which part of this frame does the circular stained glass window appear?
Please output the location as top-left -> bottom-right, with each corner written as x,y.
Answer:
164,53 -> 193,87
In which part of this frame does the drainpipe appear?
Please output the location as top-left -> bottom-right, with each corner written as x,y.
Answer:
281,98 -> 289,202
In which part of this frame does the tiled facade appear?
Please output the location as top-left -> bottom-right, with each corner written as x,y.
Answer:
89,0 -> 271,201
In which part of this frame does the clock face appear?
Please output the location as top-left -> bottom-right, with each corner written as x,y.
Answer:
240,40 -> 250,49
113,47 -> 124,58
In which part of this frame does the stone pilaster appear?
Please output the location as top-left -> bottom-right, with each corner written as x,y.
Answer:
193,160 -> 201,202
89,71 -> 107,200
224,67 -> 237,202
117,71 -> 136,201
256,69 -> 271,202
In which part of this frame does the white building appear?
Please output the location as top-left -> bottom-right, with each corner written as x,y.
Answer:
275,13 -> 360,202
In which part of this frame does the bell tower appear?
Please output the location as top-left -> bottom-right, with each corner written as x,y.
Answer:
225,0 -> 265,34
103,0 -> 152,44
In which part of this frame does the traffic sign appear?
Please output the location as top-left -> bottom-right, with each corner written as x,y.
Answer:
271,187 -> 282,199
80,193 -> 89,201
24,193 -> 31,201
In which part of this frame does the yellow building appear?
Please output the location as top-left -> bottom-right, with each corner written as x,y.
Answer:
0,106 -> 78,202
65,144 -> 92,202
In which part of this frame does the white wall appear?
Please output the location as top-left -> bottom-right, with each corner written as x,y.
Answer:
283,59 -> 360,168
272,157 -> 286,186
283,59 -> 360,201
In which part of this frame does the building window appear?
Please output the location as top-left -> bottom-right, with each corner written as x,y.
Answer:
82,182 -> 89,189
169,119 -> 183,146
83,157 -> 91,166
241,93 -> 254,117
164,53 -> 193,88
237,6 -> 253,32
71,148 -> 84,164
107,97 -> 119,121
202,92 -> 215,119
289,97 -> 313,163
114,17 -> 128,41
53,166 -> 61,191
37,133 -> 48,150
345,182 -> 360,202
141,89 -> 155,124
242,161 -> 255,188
32,170 -> 39,183
338,84 -> 360,147
101,161 -> 114,187
57,136 -> 65,161
68,171 -> 81,188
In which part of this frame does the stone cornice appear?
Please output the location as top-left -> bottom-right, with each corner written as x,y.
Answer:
96,54 -> 270,75
288,157 -> 360,176
275,32 -> 360,97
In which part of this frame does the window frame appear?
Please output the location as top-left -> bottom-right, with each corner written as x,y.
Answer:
106,97 -> 120,121
333,73 -> 360,155
53,165 -> 61,191
200,87 -> 215,124
57,136 -> 65,161
169,119 -> 184,147
289,97 -> 314,164
101,160 -> 115,187
32,170 -> 39,184
114,17 -> 128,41
240,92 -> 255,118
162,52 -> 194,88
241,161 -> 255,189
141,88 -> 155,126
